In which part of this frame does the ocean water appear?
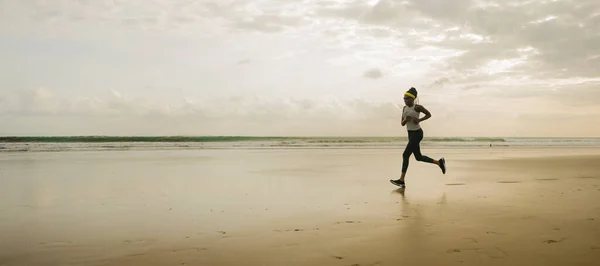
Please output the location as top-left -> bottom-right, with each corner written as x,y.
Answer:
1,136 -> 600,152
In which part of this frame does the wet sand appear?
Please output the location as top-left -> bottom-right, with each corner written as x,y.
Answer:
1,147 -> 600,265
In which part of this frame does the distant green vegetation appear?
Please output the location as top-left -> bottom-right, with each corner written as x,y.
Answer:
429,137 -> 506,142
0,136 -> 295,143
0,136 -> 507,143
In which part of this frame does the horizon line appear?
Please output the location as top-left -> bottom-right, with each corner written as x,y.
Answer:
1,135 -> 599,139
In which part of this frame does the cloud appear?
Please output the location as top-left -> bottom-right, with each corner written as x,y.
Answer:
237,59 -> 252,65
0,88 -> 403,121
2,0 -> 600,137
424,0 -> 600,79
0,0 -> 312,37
363,68 -> 383,79
428,77 -> 451,88
536,79 -> 600,106
2,87 -> 600,137
231,14 -> 304,33
316,0 -> 600,84
317,0 -> 416,28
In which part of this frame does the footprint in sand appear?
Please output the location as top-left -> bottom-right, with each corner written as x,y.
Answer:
172,248 -> 208,253
348,263 -> 381,266
275,228 -> 317,232
335,221 -> 361,224
38,241 -> 74,248
447,248 -> 462,253
283,229 -> 304,232
127,253 -> 147,257
544,238 -> 567,244
575,176 -> 598,179
463,237 -> 478,243
536,178 -> 559,181
123,239 -> 157,246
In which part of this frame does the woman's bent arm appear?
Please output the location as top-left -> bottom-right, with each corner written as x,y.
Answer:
415,104 -> 431,123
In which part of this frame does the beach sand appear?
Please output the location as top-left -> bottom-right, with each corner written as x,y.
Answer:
1,147 -> 600,265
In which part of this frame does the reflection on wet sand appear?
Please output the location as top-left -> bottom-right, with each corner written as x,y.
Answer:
1,148 -> 600,266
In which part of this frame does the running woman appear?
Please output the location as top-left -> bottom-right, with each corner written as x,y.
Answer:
391,87 -> 446,188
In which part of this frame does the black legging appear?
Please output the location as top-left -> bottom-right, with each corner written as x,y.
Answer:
402,128 -> 434,172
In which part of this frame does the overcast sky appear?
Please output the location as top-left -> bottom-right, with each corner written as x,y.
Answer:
1,0 -> 599,137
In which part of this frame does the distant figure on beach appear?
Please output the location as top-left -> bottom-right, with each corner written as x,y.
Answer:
391,87 -> 446,188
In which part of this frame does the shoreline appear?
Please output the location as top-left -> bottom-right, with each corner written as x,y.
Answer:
3,142 -> 600,153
